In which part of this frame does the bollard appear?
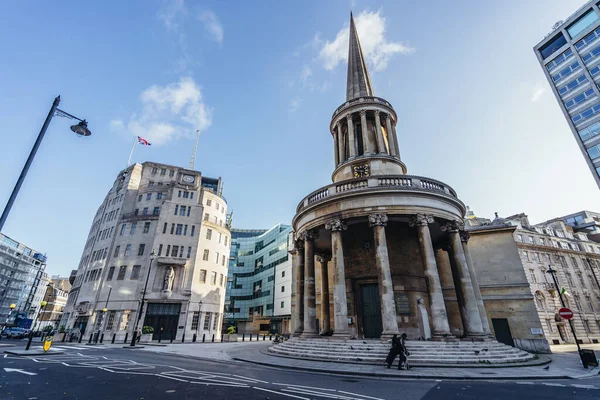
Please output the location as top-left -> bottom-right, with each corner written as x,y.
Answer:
170,333 -> 174,343
112,334 -> 116,344
193,333 -> 197,343
100,334 -> 104,344
182,333 -> 185,343
250,334 -> 253,341
63,332 -> 67,342
263,334 -> 266,341
221,335 -> 224,343
269,335 -> 272,341
124,332 -> 128,344
78,333 -> 83,343
158,329 -> 162,343
202,333 -> 206,343
89,334 -> 93,344
212,334 -> 215,343
242,334 -> 245,342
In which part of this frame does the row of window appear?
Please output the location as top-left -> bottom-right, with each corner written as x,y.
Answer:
574,24 -> 600,52
203,213 -> 224,227
120,221 -> 153,236
102,208 -> 121,224
565,88 -> 595,110
107,194 -> 125,208
98,226 -> 114,242
161,222 -> 196,236
518,233 -> 600,253
107,264 -> 142,281
201,249 -> 227,266
138,193 -> 163,202
545,318 -> 600,336
578,120 -> 600,141
177,190 -> 194,199
582,43 -> 600,65
156,244 -> 193,259
134,207 -> 160,216
114,243 -> 147,257
174,205 -> 192,217
190,311 -> 220,331
151,167 -> 176,177
205,228 -> 228,246
205,198 -> 225,214
558,74 -> 587,97
84,268 -> 103,283
552,61 -> 580,83
547,48 -> 573,72
198,269 -> 225,287
571,102 -> 600,124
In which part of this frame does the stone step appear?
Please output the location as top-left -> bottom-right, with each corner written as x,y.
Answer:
276,344 -> 522,354
270,347 -> 532,359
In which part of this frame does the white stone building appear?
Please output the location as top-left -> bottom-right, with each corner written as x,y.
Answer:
63,162 -> 231,342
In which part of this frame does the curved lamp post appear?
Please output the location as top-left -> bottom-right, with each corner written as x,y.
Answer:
0,96 -> 91,231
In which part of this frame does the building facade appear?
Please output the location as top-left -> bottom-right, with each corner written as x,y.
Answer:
534,0 -> 600,188
468,211 -> 600,345
224,224 -> 292,334
556,210 -> 600,242
63,162 -> 231,341
39,275 -> 71,330
0,233 -> 47,325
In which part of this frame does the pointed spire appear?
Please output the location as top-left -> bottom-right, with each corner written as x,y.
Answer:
346,12 -> 374,100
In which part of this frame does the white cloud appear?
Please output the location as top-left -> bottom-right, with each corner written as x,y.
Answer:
289,96 -> 303,112
319,10 -> 414,72
530,85 -> 547,103
158,0 -> 186,32
113,77 -> 212,146
301,65 -> 312,83
199,10 -> 224,45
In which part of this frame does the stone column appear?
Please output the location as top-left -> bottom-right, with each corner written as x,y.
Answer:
374,111 -> 386,154
346,114 -> 356,158
385,115 -> 397,157
325,219 -> 350,338
441,221 -> 485,337
301,230 -> 319,337
460,231 -> 492,336
337,122 -> 345,164
409,214 -> 453,338
369,214 -> 399,339
292,239 -> 305,336
317,255 -> 331,334
360,110 -> 374,154
391,123 -> 401,159
333,124 -> 340,166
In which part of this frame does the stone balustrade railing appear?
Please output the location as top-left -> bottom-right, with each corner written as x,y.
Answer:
297,175 -> 458,212
332,96 -> 394,118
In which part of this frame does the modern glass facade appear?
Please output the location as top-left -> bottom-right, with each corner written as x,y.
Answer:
224,224 -> 292,333
535,1 -> 600,189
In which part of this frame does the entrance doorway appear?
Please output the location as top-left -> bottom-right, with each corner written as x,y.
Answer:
491,318 -> 514,347
144,303 -> 181,340
75,316 -> 89,335
359,284 -> 383,338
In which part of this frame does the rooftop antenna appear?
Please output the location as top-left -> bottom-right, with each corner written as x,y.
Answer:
189,129 -> 200,170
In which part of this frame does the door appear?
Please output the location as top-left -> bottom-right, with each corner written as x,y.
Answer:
75,316 -> 89,336
360,284 -> 383,338
491,318 -> 514,347
144,303 -> 181,340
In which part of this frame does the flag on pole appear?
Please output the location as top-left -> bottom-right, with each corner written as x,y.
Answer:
137,136 -> 151,146
560,287 -> 570,297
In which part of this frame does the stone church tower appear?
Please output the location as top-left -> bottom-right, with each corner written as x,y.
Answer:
290,13 -> 490,342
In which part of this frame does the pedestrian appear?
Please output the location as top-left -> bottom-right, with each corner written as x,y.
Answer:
398,333 -> 410,370
385,334 -> 400,368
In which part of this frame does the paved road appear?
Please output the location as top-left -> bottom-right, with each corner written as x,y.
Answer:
1,341 -> 599,399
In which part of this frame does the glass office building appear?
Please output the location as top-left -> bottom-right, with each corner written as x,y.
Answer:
224,224 -> 292,334
534,1 -> 600,189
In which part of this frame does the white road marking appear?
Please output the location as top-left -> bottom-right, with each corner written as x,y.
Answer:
253,387 -> 309,400
165,390 -> 176,393
542,383 -> 566,387
273,383 -> 337,391
189,381 -> 249,387
232,374 -> 269,384
282,388 -> 356,400
157,374 -> 189,383
516,382 -> 535,385
337,391 -> 386,400
572,384 -> 598,389
3,368 -> 37,376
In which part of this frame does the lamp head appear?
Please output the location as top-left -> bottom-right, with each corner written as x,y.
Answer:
9,303 -> 16,310
70,120 -> 92,137
40,300 -> 47,307
103,307 -> 108,313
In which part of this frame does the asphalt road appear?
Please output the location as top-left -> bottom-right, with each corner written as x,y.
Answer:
1,341 -> 599,400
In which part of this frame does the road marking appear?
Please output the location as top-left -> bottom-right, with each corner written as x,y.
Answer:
337,391 -> 386,400
232,374 -> 269,384
572,384 -> 598,389
165,390 -> 176,393
189,381 -> 249,387
253,387 -> 309,400
3,368 -> 37,376
542,383 -> 566,387
283,388 -> 356,400
516,382 -> 535,385
274,383 -> 337,391
157,374 -> 189,383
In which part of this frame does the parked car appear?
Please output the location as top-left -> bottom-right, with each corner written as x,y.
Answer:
3,327 -> 28,339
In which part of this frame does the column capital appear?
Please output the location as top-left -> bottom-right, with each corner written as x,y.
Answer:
459,230 -> 470,243
345,113 -> 353,122
409,213 -> 434,227
294,238 -> 305,250
374,110 -> 380,116
359,109 -> 367,116
299,229 -> 319,242
440,220 -> 463,233
325,218 -> 347,232
316,254 -> 331,263
368,213 -> 388,227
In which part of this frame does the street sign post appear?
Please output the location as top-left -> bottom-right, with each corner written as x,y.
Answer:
559,307 -> 574,320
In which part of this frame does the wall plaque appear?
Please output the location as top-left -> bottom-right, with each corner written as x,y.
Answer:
394,293 -> 411,315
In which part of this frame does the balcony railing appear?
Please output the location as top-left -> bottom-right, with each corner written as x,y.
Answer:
297,174 -> 459,213
121,212 -> 160,222
332,96 -> 395,119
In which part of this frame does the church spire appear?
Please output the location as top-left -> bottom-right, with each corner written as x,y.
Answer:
346,12 -> 374,100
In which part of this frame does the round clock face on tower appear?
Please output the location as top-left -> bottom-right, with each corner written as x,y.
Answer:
352,163 -> 370,178
182,175 -> 195,183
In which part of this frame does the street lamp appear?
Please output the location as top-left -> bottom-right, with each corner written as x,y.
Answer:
97,286 -> 112,343
25,299 -> 47,351
130,250 -> 155,346
0,96 -> 92,232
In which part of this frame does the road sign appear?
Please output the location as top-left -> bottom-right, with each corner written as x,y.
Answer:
559,307 -> 574,320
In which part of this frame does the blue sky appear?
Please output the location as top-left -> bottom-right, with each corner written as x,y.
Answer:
1,0 -> 600,276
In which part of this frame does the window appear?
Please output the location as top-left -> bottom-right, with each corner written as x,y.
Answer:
523,251 -> 530,261
219,273 -> 224,286
183,191 -> 189,199
148,181 -> 154,186
204,312 -> 212,330
146,193 -> 152,201
211,271 -> 217,285
130,222 -> 137,235
153,207 -> 160,216
540,238 -> 545,246
565,88 -> 595,110
174,205 -> 179,215
540,33 -> 567,59
152,167 -> 158,174
190,192 -> 194,199
567,10 -> 599,39
206,229 -> 212,240
207,199 -> 212,206
191,226 -> 195,237
566,273 -> 574,286
170,170 -> 175,177
552,61 -> 581,84
184,225 -> 188,236
222,255 -> 225,266
572,103 -> 600,125
204,213 -> 209,221
575,295 -> 583,312
191,311 -> 200,330
219,233 -> 222,243
160,168 -> 166,176
587,144 -> 600,160
125,244 -> 132,256
179,246 -> 184,258
517,234 -> 523,242
176,224 -> 183,235
281,285 -> 285,293
216,203 -> 219,211
583,319 -> 592,333
106,311 -> 116,330
171,223 -> 175,234
187,247 -> 192,259
545,319 -> 554,333
213,313 -> 219,330
158,244 -> 163,256
163,222 -> 167,234
199,269 -> 207,283
282,270 -> 285,278
528,236 -> 534,244
117,265 -> 127,280
171,245 -> 179,257
157,193 -> 163,200
143,222 -> 151,234
224,236 -> 228,246
134,208 -> 139,215
187,207 -> 191,217
166,245 -> 171,256
138,195 -> 142,202
180,206 -> 186,216
120,224 -> 127,236
138,244 -> 145,256
203,250 -> 209,261
215,252 -> 220,264
113,246 -> 120,257
107,266 -> 115,281
178,190 -> 182,198
131,265 -> 141,280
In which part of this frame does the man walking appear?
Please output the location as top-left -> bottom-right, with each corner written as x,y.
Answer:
385,334 -> 400,368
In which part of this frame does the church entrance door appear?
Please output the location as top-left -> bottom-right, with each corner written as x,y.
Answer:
359,283 -> 383,338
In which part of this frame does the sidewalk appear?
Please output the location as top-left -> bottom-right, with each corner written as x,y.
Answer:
137,341 -> 600,380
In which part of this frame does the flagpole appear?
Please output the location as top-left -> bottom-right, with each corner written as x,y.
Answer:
127,137 -> 137,167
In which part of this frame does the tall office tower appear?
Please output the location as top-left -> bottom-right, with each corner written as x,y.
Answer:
534,1 -> 600,189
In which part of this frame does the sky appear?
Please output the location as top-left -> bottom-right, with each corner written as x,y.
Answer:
1,0 -> 600,277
